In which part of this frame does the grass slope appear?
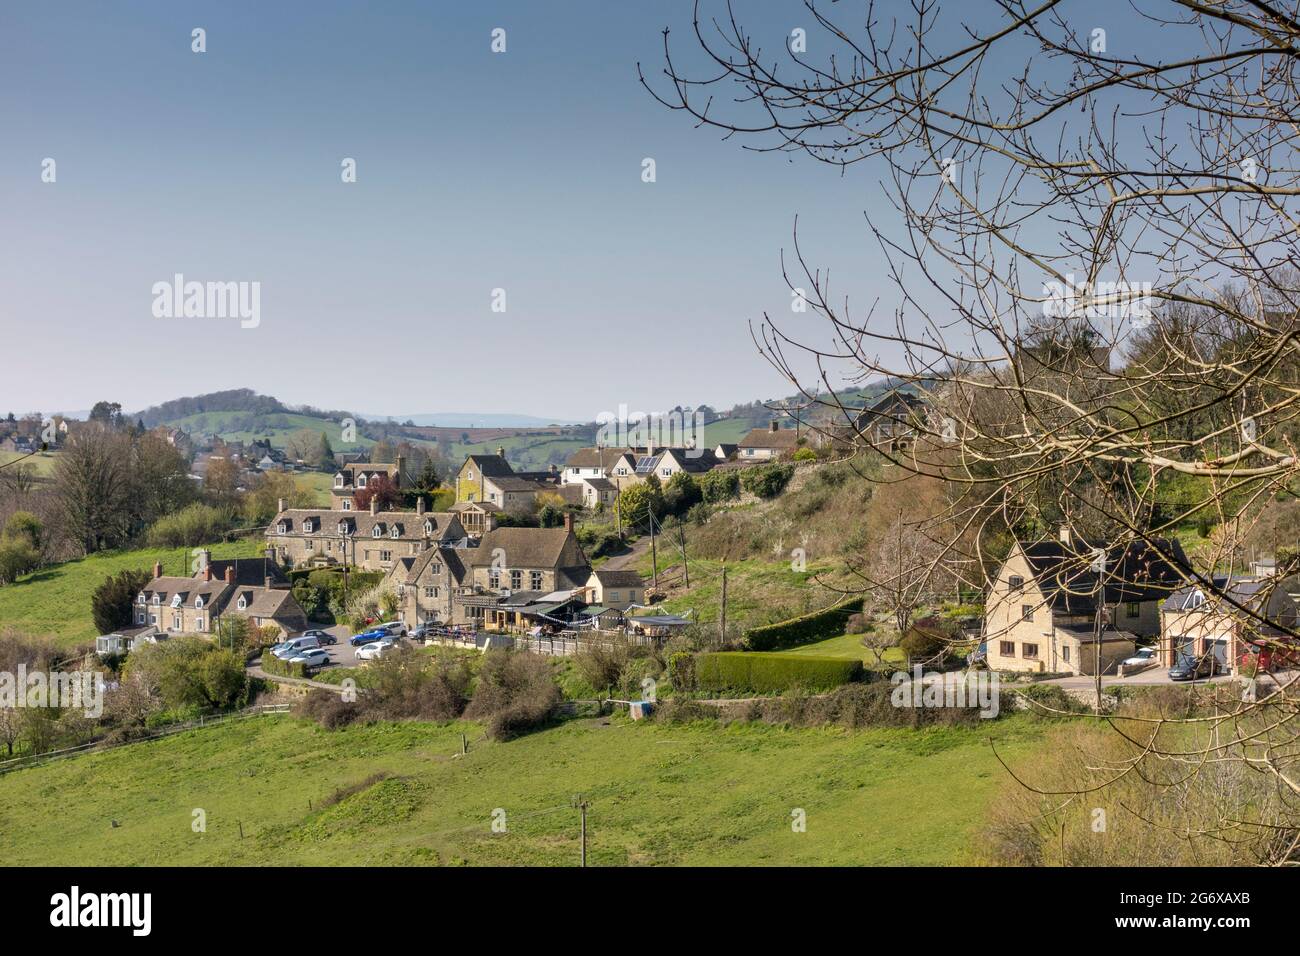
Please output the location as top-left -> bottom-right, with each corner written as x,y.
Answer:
0,714 -> 1042,866
0,539 -> 266,648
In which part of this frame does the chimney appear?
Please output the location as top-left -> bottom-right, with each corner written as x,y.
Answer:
417,496 -> 426,515
277,497 -> 286,514
396,455 -> 405,485
770,420 -> 780,433
497,446 -> 505,459
564,512 -> 574,533
485,513 -> 498,533
204,565 -> 213,582
152,561 -> 163,580
1058,525 -> 1072,546
197,549 -> 211,573
370,496 -> 378,516
225,566 -> 235,585
264,575 -> 273,589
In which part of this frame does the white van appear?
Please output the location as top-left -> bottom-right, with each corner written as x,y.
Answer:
273,635 -> 322,659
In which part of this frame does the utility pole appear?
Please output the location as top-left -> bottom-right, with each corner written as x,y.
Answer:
719,563 -> 728,646
677,519 -> 689,589
576,796 -> 590,867
649,506 -> 658,593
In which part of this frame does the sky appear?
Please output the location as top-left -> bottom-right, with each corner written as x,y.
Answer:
0,0 -> 1171,423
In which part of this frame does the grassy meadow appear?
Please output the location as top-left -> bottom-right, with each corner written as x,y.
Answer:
0,712 -> 1043,866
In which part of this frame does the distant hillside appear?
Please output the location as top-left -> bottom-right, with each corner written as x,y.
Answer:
365,412 -> 583,428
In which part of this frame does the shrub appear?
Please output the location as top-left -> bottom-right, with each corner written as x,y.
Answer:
694,652 -> 864,693
744,597 -> 864,651
740,463 -> 795,499
663,472 -> 702,517
701,469 -> 741,503
145,503 -> 235,548
574,643 -> 629,695
91,568 -> 153,634
294,689 -> 361,729
465,649 -> 561,740
667,651 -> 696,693
792,447 -> 817,461
258,653 -> 310,680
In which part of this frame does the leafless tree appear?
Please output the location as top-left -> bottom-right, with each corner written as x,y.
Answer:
646,0 -> 1300,863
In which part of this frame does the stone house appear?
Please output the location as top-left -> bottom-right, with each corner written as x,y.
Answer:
984,530 -> 1188,675
737,421 -> 801,461
583,568 -> 645,610
267,496 -> 467,573
134,552 -> 305,639
1159,577 -> 1298,674
331,457 -> 405,510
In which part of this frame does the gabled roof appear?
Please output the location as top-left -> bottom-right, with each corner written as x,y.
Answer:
470,527 -> 589,571
463,454 -> 515,478
591,568 -> 644,588
565,447 -> 636,469
738,426 -> 800,450
207,557 -> 287,588
1017,535 -> 1189,615
271,509 -> 465,542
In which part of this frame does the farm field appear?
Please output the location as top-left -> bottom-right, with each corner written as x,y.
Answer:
0,712 -> 1044,866
0,539 -> 266,650
0,450 -> 59,476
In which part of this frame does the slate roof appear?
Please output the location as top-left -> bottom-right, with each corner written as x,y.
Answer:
469,527 -> 589,572
270,509 -> 465,542
738,426 -> 801,451
1019,536 -> 1189,615
591,568 -> 644,588
565,447 -> 636,468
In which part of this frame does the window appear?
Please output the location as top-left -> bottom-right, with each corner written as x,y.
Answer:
1000,641 -> 1015,656
1021,604 -> 1033,622
172,614 -> 182,630
424,586 -> 436,599
380,551 -> 392,562
195,597 -> 204,609
1008,575 -> 1024,591
609,591 -> 619,603
467,470 -> 475,481
237,597 -> 247,610
357,474 -> 367,488
137,593 -> 146,604
305,539 -> 314,550
510,570 -> 522,590
152,595 -> 160,605
341,499 -> 352,511
391,527 -> 400,538
432,562 -> 442,574
334,474 -> 344,488
1022,643 -> 1039,659
373,526 -> 383,538
424,521 -> 433,534
136,611 -> 146,625
1062,646 -> 1071,663
530,571 -> 543,590
277,521 -> 287,534
488,571 -> 500,589
616,467 -> 627,476
1126,602 -> 1140,618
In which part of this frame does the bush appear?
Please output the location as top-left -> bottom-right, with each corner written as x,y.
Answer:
294,689 -> 361,729
91,568 -> 153,634
744,597 -> 864,651
694,652 -> 864,693
740,463 -> 795,499
574,643 -> 629,695
465,649 -> 561,740
700,470 -> 740,503
792,447 -> 817,461
667,651 -> 696,693
259,653 -> 310,680
145,503 -> 235,548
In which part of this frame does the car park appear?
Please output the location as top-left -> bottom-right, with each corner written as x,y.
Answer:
349,628 -> 389,647
379,621 -> 408,637
303,629 -> 336,645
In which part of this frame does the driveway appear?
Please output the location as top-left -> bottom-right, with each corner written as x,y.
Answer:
1040,667 -> 1298,693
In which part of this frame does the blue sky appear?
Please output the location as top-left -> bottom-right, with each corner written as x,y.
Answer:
0,0 -> 1168,422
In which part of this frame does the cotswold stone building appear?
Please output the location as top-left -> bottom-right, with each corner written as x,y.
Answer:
330,457 -> 405,510
267,496 -> 467,573
135,551 -> 306,638
984,529 -> 1187,676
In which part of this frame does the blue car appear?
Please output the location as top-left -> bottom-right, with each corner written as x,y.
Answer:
350,628 -> 388,647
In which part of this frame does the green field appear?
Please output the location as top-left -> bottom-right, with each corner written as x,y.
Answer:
0,539 -> 266,649
774,631 -> 906,666
0,713 -> 1042,865
0,450 -> 59,477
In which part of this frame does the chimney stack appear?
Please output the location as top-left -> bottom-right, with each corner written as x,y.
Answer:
770,420 -> 780,433
563,512 -> 574,533
277,497 -> 286,514
197,549 -> 211,573
225,566 -> 236,585
417,496 -> 426,516
264,575 -> 273,589
370,496 -> 379,516
1059,525 -> 1072,546
153,561 -> 163,580
204,565 -> 213,582
497,446 -> 505,459
396,455 -> 405,485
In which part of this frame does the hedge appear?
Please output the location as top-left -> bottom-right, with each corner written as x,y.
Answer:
259,653 -> 311,679
744,597 -> 865,651
695,652 -> 864,693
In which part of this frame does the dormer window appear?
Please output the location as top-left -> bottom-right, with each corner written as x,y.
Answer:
152,594 -> 161,605
195,596 -> 204,609
303,518 -> 315,533
334,473 -> 345,488
277,521 -> 288,534
357,474 -> 367,489
373,525 -> 384,538
171,595 -> 182,608
237,596 -> 247,610
137,593 -> 146,605
424,520 -> 433,535
338,521 -> 351,535
391,527 -> 400,538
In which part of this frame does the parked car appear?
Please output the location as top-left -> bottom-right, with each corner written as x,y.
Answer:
379,621 -> 408,637
1169,653 -> 1216,681
411,623 -> 442,640
967,642 -> 987,667
289,647 -> 331,668
356,638 -> 397,661
274,636 -> 321,659
349,628 -> 389,647
1121,647 -> 1157,669
303,629 -> 336,646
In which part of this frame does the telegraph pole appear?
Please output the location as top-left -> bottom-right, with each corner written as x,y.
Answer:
719,563 -> 728,646
649,506 -> 658,592
576,796 -> 590,867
